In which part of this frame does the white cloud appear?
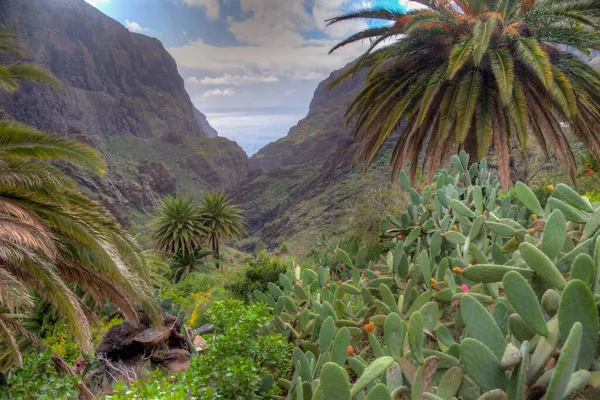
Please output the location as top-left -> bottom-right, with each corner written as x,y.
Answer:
312,0 -> 370,39
182,0 -> 221,20
124,20 -> 149,33
225,0 -> 315,46
169,0 -> 379,109
202,88 -> 236,97
84,0 -> 110,7
189,74 -> 279,85
170,38 -> 364,80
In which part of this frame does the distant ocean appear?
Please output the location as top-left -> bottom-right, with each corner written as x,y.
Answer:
204,108 -> 307,156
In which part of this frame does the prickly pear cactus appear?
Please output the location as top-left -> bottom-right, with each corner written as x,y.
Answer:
258,151 -> 600,399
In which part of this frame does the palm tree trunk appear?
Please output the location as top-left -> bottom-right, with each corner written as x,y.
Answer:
463,130 -> 479,168
212,232 -> 220,269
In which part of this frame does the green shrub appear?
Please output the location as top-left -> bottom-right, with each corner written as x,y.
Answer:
0,350 -> 80,400
108,369 -> 188,400
107,299 -> 291,399
225,251 -> 288,300
188,299 -> 291,398
41,322 -> 80,364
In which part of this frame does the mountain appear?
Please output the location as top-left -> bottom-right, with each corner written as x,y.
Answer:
233,65 -> 401,253
0,0 -> 247,224
194,108 -> 219,138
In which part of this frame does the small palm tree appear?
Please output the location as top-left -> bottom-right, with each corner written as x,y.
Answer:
150,196 -> 207,258
199,191 -> 245,269
328,0 -> 600,187
169,248 -> 214,283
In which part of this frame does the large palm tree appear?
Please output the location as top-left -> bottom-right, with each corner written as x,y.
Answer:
0,29 -> 159,370
328,0 -> 600,187
199,191 -> 245,269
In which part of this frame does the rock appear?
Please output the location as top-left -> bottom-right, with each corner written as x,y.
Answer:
119,181 -> 144,209
96,319 -> 147,361
197,324 -> 215,335
194,107 -> 218,138
0,0 -> 248,224
151,349 -> 191,373
192,335 -> 209,353
138,161 -> 176,196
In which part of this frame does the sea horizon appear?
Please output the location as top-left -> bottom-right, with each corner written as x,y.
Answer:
204,107 -> 307,156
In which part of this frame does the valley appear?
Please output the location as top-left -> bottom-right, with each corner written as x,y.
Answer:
1,0 -> 600,399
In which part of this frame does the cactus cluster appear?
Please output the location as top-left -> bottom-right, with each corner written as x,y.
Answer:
257,151 -> 600,399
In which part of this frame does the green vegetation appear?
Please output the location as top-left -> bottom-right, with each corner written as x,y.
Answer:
225,251 -> 289,300
106,300 -> 291,400
150,191 -> 245,278
0,30 -> 159,378
329,0 -> 600,187
249,151 -> 600,399
0,350 -> 80,400
199,191 -> 246,269
3,7 -> 600,399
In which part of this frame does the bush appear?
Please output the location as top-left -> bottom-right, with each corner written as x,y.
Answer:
42,322 -> 80,364
187,299 -> 291,398
161,272 -> 231,328
0,350 -> 80,400
107,299 -> 291,399
225,251 -> 288,300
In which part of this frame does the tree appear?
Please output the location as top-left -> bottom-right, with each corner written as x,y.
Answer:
150,196 -> 212,281
199,191 -> 245,269
151,196 -> 207,258
0,29 -> 159,370
328,0 -> 600,187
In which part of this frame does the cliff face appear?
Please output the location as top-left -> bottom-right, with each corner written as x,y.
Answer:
0,0 -> 248,222
233,65 -> 397,251
249,67 -> 367,173
194,108 -> 219,138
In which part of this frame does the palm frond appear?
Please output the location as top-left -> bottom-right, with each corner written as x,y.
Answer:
0,121 -> 105,173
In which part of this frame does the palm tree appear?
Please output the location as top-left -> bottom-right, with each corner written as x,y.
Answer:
150,196 -> 207,258
199,191 -> 245,269
0,29 -> 159,370
169,248 -> 214,283
328,0 -> 600,187
150,196 -> 214,281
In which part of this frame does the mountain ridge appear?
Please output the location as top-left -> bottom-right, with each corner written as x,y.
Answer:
0,0 -> 248,224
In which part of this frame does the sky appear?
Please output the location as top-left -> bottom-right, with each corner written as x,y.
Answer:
84,0 -> 407,113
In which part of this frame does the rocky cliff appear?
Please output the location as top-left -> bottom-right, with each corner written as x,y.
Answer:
233,64 -> 399,252
0,0 -> 247,223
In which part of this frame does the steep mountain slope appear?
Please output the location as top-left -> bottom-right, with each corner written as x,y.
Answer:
0,0 -> 247,223
233,65 -> 401,252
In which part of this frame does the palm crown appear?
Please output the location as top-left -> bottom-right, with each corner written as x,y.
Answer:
328,0 -> 600,187
199,191 -> 245,269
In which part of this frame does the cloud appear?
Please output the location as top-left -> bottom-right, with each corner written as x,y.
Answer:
202,88 -> 235,97
169,38 -> 364,81
124,20 -> 149,33
313,0 -> 370,39
189,74 -> 279,85
182,0 -> 221,20
225,0 -> 315,46
168,0 -> 379,110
